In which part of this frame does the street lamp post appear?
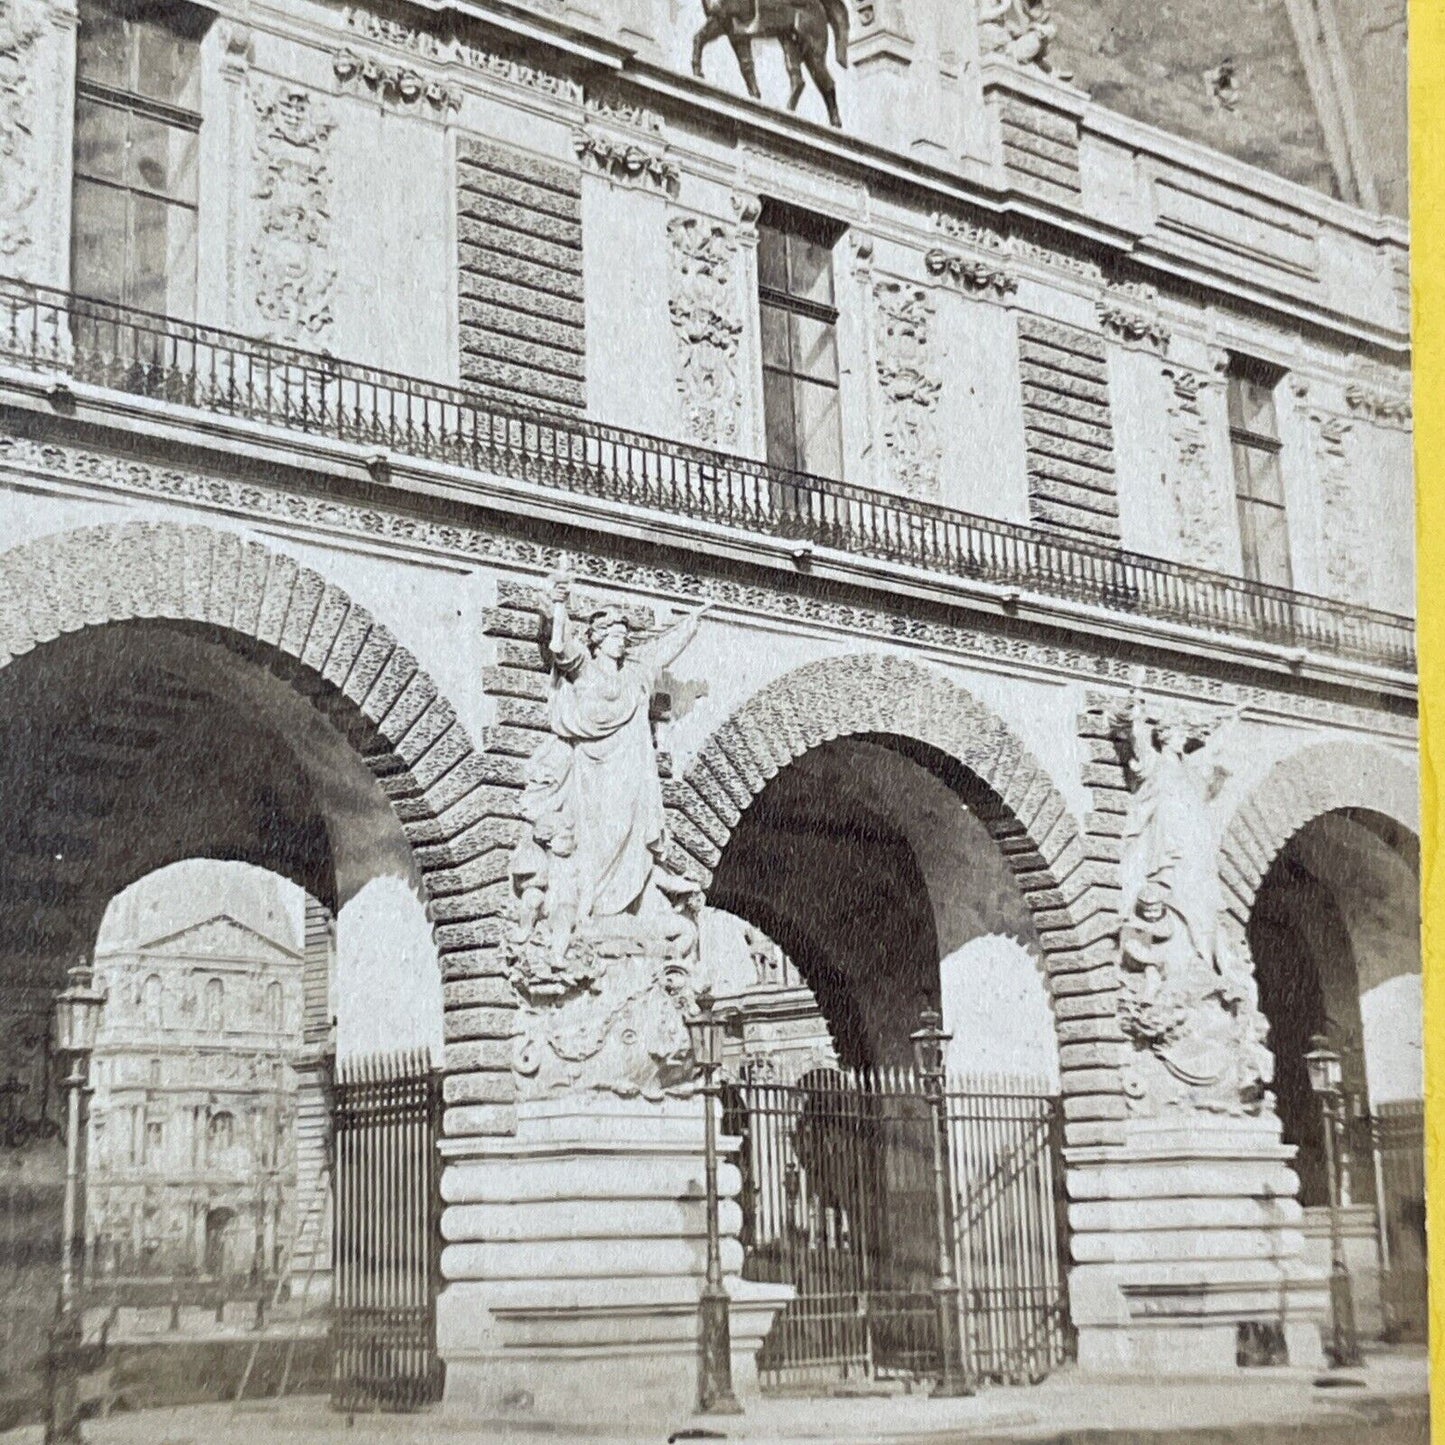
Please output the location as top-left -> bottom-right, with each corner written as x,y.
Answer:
46,960 -> 107,1445
1304,1035 -> 1362,1370
684,989 -> 742,1417
910,1009 -> 972,1398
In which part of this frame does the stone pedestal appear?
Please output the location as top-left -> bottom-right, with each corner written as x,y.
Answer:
1067,1115 -> 1329,1373
436,1095 -> 792,1424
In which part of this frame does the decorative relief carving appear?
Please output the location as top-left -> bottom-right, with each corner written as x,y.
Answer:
930,210 -> 1009,254
872,281 -> 942,499
1161,364 -> 1230,571
1344,358 -> 1412,428
1097,282 -> 1170,353
0,432 -> 1413,741
924,247 -> 1017,298
584,83 -> 663,135
1111,692 -> 1273,1115
246,81 -> 336,341
978,0 -> 1066,75
340,3 -> 582,102
505,573 -> 713,1100
572,124 -> 679,194
1309,410 -> 1367,600
0,0 -> 46,257
332,47 -> 461,112
667,215 -> 743,448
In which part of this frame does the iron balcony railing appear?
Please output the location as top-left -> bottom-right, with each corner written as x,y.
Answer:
0,278 -> 1416,673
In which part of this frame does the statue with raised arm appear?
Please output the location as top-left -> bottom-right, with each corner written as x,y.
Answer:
505,574 -> 713,1100
1115,691 -> 1270,1114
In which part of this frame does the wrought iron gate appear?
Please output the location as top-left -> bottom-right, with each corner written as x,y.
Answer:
331,1050 -> 443,1411
732,1065 -> 1070,1392
1366,1100 -> 1427,1342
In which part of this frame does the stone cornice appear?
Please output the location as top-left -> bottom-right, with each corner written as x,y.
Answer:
0,391 -> 1416,733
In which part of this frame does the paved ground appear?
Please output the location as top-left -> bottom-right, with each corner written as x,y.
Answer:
1,1350 -> 1428,1445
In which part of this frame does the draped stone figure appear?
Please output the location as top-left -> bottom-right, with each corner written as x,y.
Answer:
505,575 -> 713,1100
1116,691 -> 1272,1113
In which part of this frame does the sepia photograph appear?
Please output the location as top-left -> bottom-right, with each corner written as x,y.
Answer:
0,0 -> 1428,1440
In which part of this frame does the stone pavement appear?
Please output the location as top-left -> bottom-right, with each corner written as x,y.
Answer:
0,1348 -> 1428,1445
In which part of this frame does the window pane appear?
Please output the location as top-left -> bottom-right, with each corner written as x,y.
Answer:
1245,446 -> 1285,505
128,194 -> 195,314
787,233 -> 835,307
77,0 -> 131,89
128,112 -> 198,202
74,97 -> 126,184
795,377 -> 842,479
1241,499 -> 1292,589
762,368 -> 797,471
135,15 -> 201,109
760,302 -> 790,370
758,226 -> 788,292
71,178 -> 127,303
1238,376 -> 1278,437
790,313 -> 838,384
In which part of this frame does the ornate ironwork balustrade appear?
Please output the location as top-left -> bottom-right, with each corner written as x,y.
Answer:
0,279 -> 1415,673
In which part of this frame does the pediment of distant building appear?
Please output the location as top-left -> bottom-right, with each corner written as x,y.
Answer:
136,914 -> 301,965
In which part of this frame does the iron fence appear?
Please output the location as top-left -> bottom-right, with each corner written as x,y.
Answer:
1367,1100 -> 1427,1342
729,1063 -> 1069,1393
331,1050 -> 443,1412
0,278 -> 1415,673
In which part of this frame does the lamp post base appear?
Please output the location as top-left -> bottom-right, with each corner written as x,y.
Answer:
697,1287 -> 743,1416
44,1309 -> 85,1445
1327,1266 -> 1362,1369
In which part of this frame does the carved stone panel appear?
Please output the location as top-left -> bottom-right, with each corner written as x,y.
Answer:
1161,364 -> 1231,570
872,281 -> 942,499
667,215 -> 742,449
1310,411 -> 1367,601
0,0 -> 47,259
245,81 -> 337,343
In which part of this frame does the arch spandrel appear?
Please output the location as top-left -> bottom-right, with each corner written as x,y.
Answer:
0,521 -> 515,1137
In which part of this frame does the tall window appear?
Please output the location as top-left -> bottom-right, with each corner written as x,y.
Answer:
72,0 -> 204,315
1227,357 -> 1292,589
758,202 -> 843,479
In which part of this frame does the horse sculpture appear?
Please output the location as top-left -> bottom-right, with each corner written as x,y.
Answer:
692,0 -> 850,129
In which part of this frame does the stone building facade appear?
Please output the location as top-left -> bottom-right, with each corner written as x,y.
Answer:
0,0 -> 1416,1420
86,862 -> 304,1284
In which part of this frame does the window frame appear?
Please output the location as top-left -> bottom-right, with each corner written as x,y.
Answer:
71,0 -> 205,315
1225,355 -> 1293,590
756,200 -> 846,481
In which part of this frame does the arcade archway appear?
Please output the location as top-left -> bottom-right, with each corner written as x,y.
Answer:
0,523 -> 479,1418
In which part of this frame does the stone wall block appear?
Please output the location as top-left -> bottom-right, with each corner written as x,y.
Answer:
429,880 -> 512,926
1048,963 -> 1120,998
495,636 -> 547,672
711,727 -> 770,796
410,724 -> 473,794
382,672 -> 443,752
442,976 -> 516,1010
300,585 -> 353,674
1053,987 -> 1121,1021
662,778 -> 730,849
146,524 -> 188,623
1055,1015 -> 1128,1046
1061,1120 -> 1126,1149
179,525 -> 215,624
668,811 -> 722,872
433,918 -> 509,953
444,1039 -> 515,1073
695,747 -> 755,816
495,694 -> 548,730
482,665 -> 549,703
443,1069 -> 517,1106
687,765 -> 744,830
253,548 -> 299,645
404,781 -> 522,851
482,604 -> 545,641
425,848 -> 511,898
443,1004 -> 519,1043
443,1103 -> 517,1138
1059,1040 -> 1130,1071
324,609 -> 380,693
1061,1092 -> 1129,1122
278,566 -> 325,660
438,948 -> 510,984
227,541 -> 272,639
416,817 -> 521,874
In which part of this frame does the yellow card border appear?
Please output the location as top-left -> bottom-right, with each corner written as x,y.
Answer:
1412,1 -> 1442,1435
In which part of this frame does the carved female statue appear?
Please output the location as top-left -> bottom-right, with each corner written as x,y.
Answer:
1122,690 -> 1241,971
514,575 -> 712,965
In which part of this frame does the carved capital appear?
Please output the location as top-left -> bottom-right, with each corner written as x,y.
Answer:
573,125 -> 678,195
729,189 -> 762,244
1096,283 -> 1170,353
332,47 -> 461,113
924,246 -> 1017,298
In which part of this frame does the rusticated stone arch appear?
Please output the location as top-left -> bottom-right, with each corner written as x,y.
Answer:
667,651 -> 1123,1141
1218,739 -> 1419,930
0,522 -> 515,1138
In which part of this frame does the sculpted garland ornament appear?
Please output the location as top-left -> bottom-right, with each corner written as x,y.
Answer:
505,574 -> 714,1100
